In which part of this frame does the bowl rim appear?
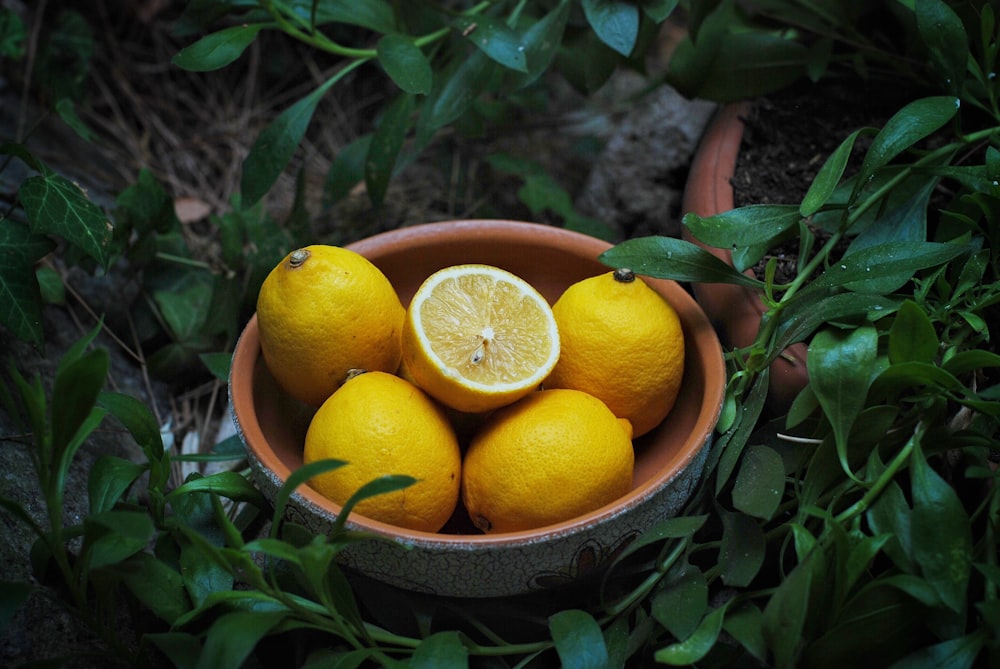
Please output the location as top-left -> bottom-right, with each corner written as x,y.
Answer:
231,219 -> 725,548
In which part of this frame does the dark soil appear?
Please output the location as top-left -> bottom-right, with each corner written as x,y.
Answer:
731,78 -> 915,283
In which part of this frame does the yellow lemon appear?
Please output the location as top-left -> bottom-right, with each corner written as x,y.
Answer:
303,371 -> 461,533
544,268 -> 684,437
256,245 -> 404,407
401,264 -> 560,413
461,388 -> 634,534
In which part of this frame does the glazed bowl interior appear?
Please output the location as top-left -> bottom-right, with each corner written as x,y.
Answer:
232,220 -> 725,547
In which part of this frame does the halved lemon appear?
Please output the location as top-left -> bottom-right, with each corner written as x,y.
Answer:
401,264 -> 561,413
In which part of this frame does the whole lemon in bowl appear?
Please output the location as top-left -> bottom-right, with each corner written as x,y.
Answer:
544,267 -> 685,437
461,388 -> 634,534
256,245 -> 404,407
303,370 -> 462,533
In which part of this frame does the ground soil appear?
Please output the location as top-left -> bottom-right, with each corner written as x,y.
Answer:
731,77 -> 913,283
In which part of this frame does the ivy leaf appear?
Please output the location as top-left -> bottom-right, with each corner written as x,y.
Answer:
365,93 -> 414,208
808,326 -> 878,480
582,0 -> 639,57
453,15 -> 527,73
600,236 -> 763,287
857,96 -> 959,190
0,219 -> 55,348
19,172 -> 113,270
172,23 -> 266,72
732,445 -> 785,520
549,609 -> 608,669
888,300 -> 938,364
910,439 -> 973,613
914,0 -> 968,95
411,631 -> 468,669
242,74 -> 340,206
683,205 -> 801,249
377,35 -> 432,95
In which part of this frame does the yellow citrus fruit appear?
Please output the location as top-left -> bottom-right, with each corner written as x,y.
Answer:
461,388 -> 634,534
401,264 -> 560,414
303,371 -> 461,533
544,268 -> 685,437
256,245 -> 404,407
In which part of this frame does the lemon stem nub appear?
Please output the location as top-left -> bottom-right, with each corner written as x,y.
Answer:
613,268 -> 636,283
288,248 -> 311,268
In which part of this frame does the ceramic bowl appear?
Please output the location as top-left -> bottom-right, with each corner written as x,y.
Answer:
230,219 -> 725,598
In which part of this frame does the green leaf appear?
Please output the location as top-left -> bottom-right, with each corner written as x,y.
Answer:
732,445 -> 785,520
322,134 -> 371,206
377,35 -> 432,95
98,390 -> 165,460
120,552 -> 191,624
146,632 -> 203,669
813,241 -> 967,293
199,352 -> 232,382
411,631 -> 468,669
272,459 -> 347,536
335,474 -> 416,533
652,565 -> 708,641
0,580 -> 32,632
774,292 -> 900,353
655,603 -> 728,665
84,510 -> 155,569
808,326 -> 878,478
154,279 -> 212,341
365,93 -> 414,208
801,130 -> 864,217
910,439 -> 972,613
423,49 -> 496,133
642,0 -> 680,23
514,0 -> 571,88
857,96 -> 959,189
582,0 -> 639,57
54,98 -> 93,143
0,9 -> 26,59
889,300 -> 938,364
723,604 -> 766,663
195,610 -> 289,669
51,348 -> 108,454
180,540 -> 234,607
762,549 -> 822,669
684,205 -> 801,249
19,173 -> 113,270
88,455 -> 146,514
914,0 -> 968,95
0,220 -> 55,348
167,471 -> 265,507
242,73 -> 341,206
453,16 -> 527,72
719,511 -> 765,587
172,23 -> 266,72
600,236 -> 763,287
549,609 -> 608,669
282,0 -> 395,33
887,631 -> 985,669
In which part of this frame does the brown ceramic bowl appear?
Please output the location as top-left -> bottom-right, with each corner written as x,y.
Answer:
231,219 -> 725,598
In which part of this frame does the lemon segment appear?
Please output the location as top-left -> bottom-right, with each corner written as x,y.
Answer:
402,264 -> 560,413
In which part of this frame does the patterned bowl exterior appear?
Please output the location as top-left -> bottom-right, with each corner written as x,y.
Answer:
231,220 -> 725,598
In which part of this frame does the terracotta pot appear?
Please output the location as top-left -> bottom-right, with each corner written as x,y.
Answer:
230,219 -> 726,598
682,102 -> 809,410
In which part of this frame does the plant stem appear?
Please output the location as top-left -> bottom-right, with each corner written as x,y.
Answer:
833,424 -> 921,524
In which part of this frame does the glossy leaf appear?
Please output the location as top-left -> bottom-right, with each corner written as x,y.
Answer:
889,300 -> 938,364
887,631 -> 985,669
723,604 -> 767,663
942,349 -> 1000,376
812,241 -> 967,293
88,455 -> 146,515
550,609 -> 608,669
98,390 -> 164,460
762,549 -> 824,669
733,445 -> 785,520
195,610 -> 289,669
774,292 -> 899,353
582,0 -> 639,57
377,35 -> 432,94
801,129 -> 865,217
683,205 -> 800,249
808,326 -> 878,478
167,471 -> 265,507
272,459 -> 347,536
84,510 -> 155,569
335,475 -> 416,533
172,23 -> 265,72
180,540 -> 234,608
242,73 -> 341,206
120,552 -> 190,624
411,631 -> 468,669
0,219 -> 54,348
51,348 -> 108,455
281,0 -> 395,33
514,0 -> 571,87
611,515 -> 707,566
453,15 -> 527,72
857,96 -> 959,189
910,440 -> 972,613
423,49 -> 496,133
655,602 -> 727,665
642,0 -> 680,22
652,564 -> 708,641
365,93 -> 414,208
323,134 -> 372,206
914,0 -> 968,94
19,172 -> 112,270
600,236 -> 762,287
199,351 -> 232,382
719,511 -> 765,587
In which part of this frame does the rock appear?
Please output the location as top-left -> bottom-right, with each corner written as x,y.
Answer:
577,82 -> 717,240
